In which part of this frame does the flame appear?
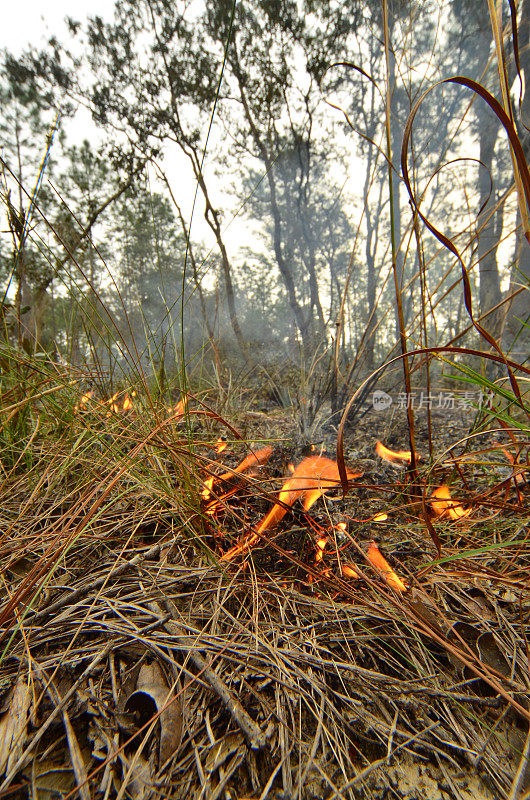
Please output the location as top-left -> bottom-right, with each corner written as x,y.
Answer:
430,485 -> 471,520
122,394 -> 133,412
217,445 -> 274,483
215,437 -> 228,454
74,390 -> 94,412
173,396 -> 188,417
341,564 -> 359,579
315,536 -> 328,563
366,541 -> 408,592
376,441 -> 418,466
202,476 -> 215,501
287,463 -> 295,473
221,456 -> 362,562
372,512 -> 388,522
105,391 -> 120,416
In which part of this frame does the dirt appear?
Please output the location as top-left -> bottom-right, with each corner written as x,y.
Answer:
366,758 -> 496,799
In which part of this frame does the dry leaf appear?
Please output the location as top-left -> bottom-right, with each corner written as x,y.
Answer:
126,662 -> 183,766
62,706 -> 91,800
0,677 -> 31,776
204,732 -> 245,773
118,753 -> 155,800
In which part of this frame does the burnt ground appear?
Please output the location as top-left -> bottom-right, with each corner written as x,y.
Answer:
0,391 -> 528,800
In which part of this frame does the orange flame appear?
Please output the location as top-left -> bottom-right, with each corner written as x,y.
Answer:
366,541 -> 408,592
106,391 -> 120,416
171,396 -> 188,417
122,394 -> 133,412
372,512 -> 388,522
74,390 -> 94,413
375,441 -> 418,466
430,485 -> 471,520
340,564 -> 359,579
221,456 -> 362,562
315,536 -> 328,563
215,437 -> 228,454
217,445 -> 274,483
202,476 -> 215,501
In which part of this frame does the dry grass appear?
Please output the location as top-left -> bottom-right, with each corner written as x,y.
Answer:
0,350 -> 528,800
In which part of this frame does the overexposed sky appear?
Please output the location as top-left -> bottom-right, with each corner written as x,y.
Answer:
0,0 -> 223,252
2,0 -> 114,55
0,0 -> 354,271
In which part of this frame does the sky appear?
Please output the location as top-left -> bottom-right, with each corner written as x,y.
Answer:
0,0 -> 362,274
0,0 -> 228,255
2,0 -> 114,55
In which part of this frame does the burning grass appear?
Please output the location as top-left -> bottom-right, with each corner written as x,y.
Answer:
0,354 -> 529,799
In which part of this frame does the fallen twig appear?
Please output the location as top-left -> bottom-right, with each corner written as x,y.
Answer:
147,600 -> 269,750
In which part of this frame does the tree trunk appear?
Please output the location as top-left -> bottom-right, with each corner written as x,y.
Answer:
476,99 -> 503,332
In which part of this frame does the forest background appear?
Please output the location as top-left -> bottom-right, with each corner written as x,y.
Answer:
2,0 -> 529,413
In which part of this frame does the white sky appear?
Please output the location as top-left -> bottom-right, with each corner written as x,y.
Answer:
2,0 -> 114,55
0,0 -> 237,264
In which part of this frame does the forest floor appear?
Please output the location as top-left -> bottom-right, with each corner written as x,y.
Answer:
0,384 -> 529,799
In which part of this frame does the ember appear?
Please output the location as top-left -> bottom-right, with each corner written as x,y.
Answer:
215,437 -> 228,454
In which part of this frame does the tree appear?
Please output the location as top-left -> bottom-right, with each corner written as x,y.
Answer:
0,53 -> 63,350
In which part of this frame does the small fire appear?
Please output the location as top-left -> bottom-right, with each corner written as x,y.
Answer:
372,512 -> 388,522
173,396 -> 188,417
221,455 -> 362,562
315,536 -> 328,563
366,541 -> 408,592
430,485 -> 471,520
340,564 -> 359,579
215,437 -> 228,454
376,441 -> 418,466
217,445 -> 274,483
106,391 -> 120,416
74,390 -> 94,413
202,476 -> 215,502
122,394 -> 133,412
